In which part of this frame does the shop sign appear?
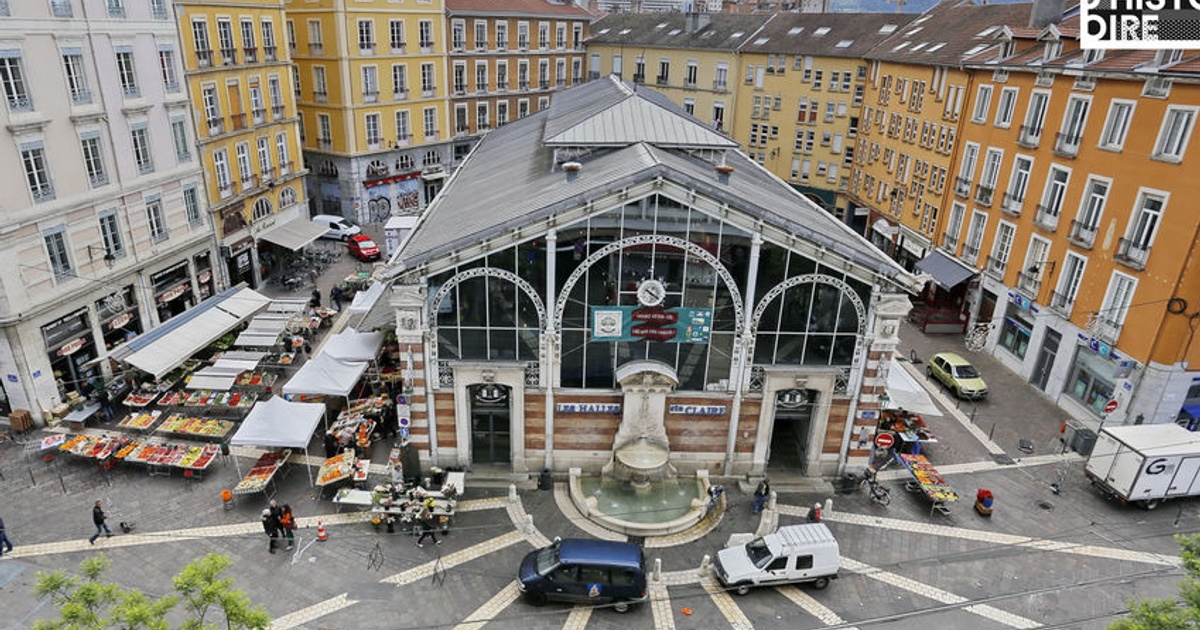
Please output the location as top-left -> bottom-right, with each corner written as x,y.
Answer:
41,309 -> 89,346
197,269 -> 212,284
150,261 -> 188,285
363,172 -> 420,188
556,402 -> 621,414
860,410 -> 878,420
1007,290 -> 1040,313
108,313 -> 134,330
668,404 -> 726,415
158,283 -> 189,303
590,306 -> 713,343
57,337 -> 87,357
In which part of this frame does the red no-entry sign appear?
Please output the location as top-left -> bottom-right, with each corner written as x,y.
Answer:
1104,399 -> 1119,414
875,432 -> 895,449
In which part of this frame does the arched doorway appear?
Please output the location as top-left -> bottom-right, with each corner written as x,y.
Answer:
768,388 -> 817,474
470,383 -> 511,466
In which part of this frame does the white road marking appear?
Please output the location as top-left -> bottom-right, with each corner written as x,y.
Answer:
451,582 -> 522,630
270,592 -> 358,630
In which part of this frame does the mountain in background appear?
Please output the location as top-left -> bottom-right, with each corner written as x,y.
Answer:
826,0 -> 1029,14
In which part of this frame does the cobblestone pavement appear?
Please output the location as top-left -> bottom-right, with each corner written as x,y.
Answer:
0,255 -> 1193,630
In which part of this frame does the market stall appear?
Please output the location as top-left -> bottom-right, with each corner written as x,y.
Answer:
156,414 -> 236,440
322,329 -> 384,363
895,452 -> 958,516
118,409 -> 163,432
877,409 -> 938,455
231,449 -> 292,496
885,359 -> 943,417
229,396 -> 325,486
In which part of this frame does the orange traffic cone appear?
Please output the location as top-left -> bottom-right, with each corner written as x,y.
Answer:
316,520 -> 328,542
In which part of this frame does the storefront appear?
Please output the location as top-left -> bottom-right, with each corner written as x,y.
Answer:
97,285 -> 142,354
998,293 -> 1037,360
151,262 -> 194,323
194,253 -> 216,301
41,309 -> 98,399
1064,343 -> 1119,417
224,236 -> 255,290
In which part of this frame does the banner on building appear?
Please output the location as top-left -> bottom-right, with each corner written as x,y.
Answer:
590,306 -> 712,343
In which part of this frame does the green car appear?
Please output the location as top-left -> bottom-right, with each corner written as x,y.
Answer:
926,352 -> 988,400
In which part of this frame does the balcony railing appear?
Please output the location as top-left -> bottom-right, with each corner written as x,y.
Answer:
953,176 -> 971,198
151,3 -> 167,19
272,105 -> 285,119
309,43 -> 323,55
252,108 -> 266,123
1033,204 -> 1060,231
1017,124 -> 1042,148
962,243 -> 980,265
164,81 -> 180,94
393,90 -> 408,101
51,0 -> 72,17
138,157 -> 155,176
496,81 -> 508,92
360,43 -> 376,55
244,47 -> 258,63
7,93 -> 32,111
122,83 -> 140,98
1050,290 -> 1074,315
632,74 -> 645,84
1114,237 -> 1150,270
1067,219 -> 1097,249
1001,192 -> 1024,216
1054,131 -> 1081,157
196,50 -> 213,68
421,89 -> 435,98
31,183 -> 55,203
453,84 -> 466,95
655,76 -> 668,86
391,43 -> 406,54
974,185 -> 994,206
71,89 -> 93,105
941,233 -> 959,252
229,113 -> 247,130
107,4 -> 125,18
89,172 -> 108,188
264,46 -> 277,61
261,167 -> 275,182
279,160 -> 293,175
364,91 -> 379,103
240,174 -> 259,190
1016,270 -> 1043,294
313,90 -> 327,103
518,81 -> 529,91
556,78 -> 566,88
207,117 -> 225,135
1093,317 -> 1123,345
218,181 -> 235,199
221,48 -> 237,65
984,255 -> 1006,279
318,137 -> 332,150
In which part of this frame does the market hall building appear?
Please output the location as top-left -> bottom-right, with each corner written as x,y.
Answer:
367,77 -> 923,480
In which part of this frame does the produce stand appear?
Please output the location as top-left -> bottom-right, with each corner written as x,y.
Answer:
118,409 -> 164,432
156,414 -> 236,440
123,391 -> 160,408
229,397 -> 325,487
232,449 -> 292,496
316,449 -> 364,487
878,410 -> 938,455
895,452 -> 958,516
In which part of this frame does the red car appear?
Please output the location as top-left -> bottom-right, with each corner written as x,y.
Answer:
347,234 -> 381,261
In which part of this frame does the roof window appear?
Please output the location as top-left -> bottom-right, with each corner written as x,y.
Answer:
813,26 -> 831,36
788,26 -> 805,35
835,39 -> 854,48
879,24 -> 898,34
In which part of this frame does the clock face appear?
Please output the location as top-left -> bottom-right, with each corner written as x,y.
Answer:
636,279 -> 666,307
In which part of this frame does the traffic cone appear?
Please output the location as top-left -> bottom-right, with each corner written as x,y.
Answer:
316,520 -> 328,542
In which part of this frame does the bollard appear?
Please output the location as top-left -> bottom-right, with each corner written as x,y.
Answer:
767,490 -> 777,511
653,557 -> 662,582
700,553 -> 711,573
523,514 -> 535,535
824,497 -> 833,516
988,423 -> 996,441
509,483 -> 518,503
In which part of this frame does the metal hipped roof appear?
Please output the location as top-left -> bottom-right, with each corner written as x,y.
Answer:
914,250 -> 977,290
256,217 -> 328,251
544,95 -> 737,149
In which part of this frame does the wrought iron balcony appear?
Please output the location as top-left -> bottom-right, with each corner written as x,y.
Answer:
1016,270 -> 1043,294
1001,192 -> 1023,216
1049,290 -> 1074,315
953,176 -> 971,198
1067,219 -> 1096,249
974,185 -> 995,206
1017,124 -> 1042,148
1033,204 -> 1060,231
984,255 -> 1006,279
1114,237 -> 1150,270
1054,131 -> 1081,157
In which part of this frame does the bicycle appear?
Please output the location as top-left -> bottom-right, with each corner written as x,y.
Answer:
1050,456 -> 1071,495
859,467 -> 891,506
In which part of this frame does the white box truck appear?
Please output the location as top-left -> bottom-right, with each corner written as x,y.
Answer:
1085,423 -> 1200,509
714,523 -> 840,595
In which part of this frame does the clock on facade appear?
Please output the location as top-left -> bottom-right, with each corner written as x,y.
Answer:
636,279 -> 666,307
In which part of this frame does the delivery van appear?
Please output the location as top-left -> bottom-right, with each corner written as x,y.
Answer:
517,538 -> 648,613
714,523 -> 840,595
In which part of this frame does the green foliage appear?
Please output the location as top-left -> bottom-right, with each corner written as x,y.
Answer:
1110,534 -> 1200,629
33,554 -> 269,630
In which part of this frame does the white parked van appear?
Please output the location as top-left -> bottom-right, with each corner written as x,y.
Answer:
714,523 -> 840,595
311,214 -> 362,241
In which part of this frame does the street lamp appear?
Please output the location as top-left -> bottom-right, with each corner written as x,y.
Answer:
88,245 -> 116,269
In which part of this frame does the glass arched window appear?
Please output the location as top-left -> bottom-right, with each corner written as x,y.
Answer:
280,187 -> 297,208
397,155 -> 414,171
252,197 -> 273,220
366,160 -> 389,178
423,150 -> 441,166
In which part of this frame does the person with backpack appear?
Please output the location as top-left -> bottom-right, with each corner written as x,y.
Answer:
752,477 -> 771,514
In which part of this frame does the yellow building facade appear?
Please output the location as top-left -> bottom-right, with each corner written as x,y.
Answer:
177,0 -> 308,289
950,22 -> 1200,429
285,0 -> 449,222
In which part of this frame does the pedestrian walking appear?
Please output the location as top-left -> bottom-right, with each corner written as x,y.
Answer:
752,477 -> 771,514
310,288 -> 321,309
88,500 -> 112,544
261,508 -> 281,554
308,267 -> 319,289
414,506 -> 440,548
330,285 -> 344,311
96,387 -> 114,423
279,504 -> 296,549
0,515 -> 14,557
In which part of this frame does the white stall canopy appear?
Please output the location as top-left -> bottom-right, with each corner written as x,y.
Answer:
322,328 -> 384,363
885,359 -> 943,417
185,351 -> 266,391
230,396 -> 325,485
281,355 -> 368,397
268,298 -> 311,314
116,287 -> 269,379
235,315 -> 290,348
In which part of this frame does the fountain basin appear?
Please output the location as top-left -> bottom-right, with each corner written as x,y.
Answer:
569,470 -> 710,537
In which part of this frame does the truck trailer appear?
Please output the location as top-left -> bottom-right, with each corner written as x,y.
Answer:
1084,423 -> 1200,509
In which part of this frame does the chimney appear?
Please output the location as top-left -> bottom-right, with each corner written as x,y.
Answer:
687,12 -> 713,33
1029,0 -> 1064,29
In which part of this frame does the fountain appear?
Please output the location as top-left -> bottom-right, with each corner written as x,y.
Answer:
569,361 -> 712,536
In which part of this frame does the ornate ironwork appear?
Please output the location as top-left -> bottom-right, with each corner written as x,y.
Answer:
749,366 -> 765,393
426,266 -> 546,332
524,362 -> 541,387
750,274 -> 867,336
553,234 -> 745,332
833,367 -> 850,394
438,360 -> 454,387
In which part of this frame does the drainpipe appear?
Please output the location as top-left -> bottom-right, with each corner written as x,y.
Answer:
723,233 -> 762,477
543,229 -> 558,470
836,294 -> 878,477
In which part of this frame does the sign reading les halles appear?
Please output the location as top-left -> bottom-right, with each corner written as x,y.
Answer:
556,403 -> 621,414
1081,0 -> 1200,49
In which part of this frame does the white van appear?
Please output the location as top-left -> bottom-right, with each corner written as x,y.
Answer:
311,214 -> 362,241
714,523 -> 840,595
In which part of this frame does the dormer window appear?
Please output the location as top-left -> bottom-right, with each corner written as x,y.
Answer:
1000,39 -> 1015,58
1157,49 -> 1183,66
1043,41 -> 1062,61
1084,48 -> 1105,64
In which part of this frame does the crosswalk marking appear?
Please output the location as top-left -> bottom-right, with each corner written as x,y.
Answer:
270,592 -> 358,630
649,581 -> 676,630
450,581 -> 522,630
381,530 -> 526,584
776,584 -> 859,629
699,573 -> 755,630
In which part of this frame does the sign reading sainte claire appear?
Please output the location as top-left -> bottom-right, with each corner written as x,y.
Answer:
668,404 -> 727,415
1081,0 -> 1200,49
556,402 -> 621,414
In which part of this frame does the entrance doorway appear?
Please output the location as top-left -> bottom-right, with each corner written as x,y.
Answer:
768,389 -> 815,474
1030,328 -> 1061,391
470,383 -> 511,465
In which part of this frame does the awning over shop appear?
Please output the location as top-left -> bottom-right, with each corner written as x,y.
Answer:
872,218 -> 898,238
281,355 -> 368,397
116,287 -> 270,379
322,328 -> 384,363
914,250 -> 977,290
256,217 -> 328,251
885,359 -> 943,417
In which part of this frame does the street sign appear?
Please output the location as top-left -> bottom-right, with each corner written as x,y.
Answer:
874,432 -> 895,449
1104,399 -> 1119,414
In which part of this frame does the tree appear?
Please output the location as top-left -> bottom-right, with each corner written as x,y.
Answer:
34,554 -> 270,630
1110,534 -> 1200,629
